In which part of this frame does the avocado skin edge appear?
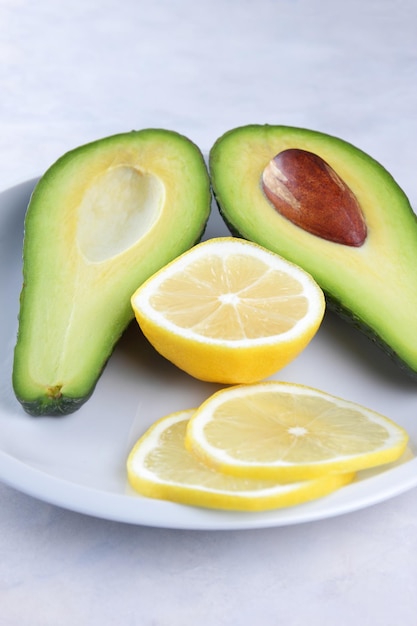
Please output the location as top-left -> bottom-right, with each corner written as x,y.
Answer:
16,391 -> 93,417
324,293 -> 417,382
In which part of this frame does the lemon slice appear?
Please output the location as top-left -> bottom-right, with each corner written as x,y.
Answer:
131,237 -> 325,383
127,409 -> 354,512
185,382 -> 409,480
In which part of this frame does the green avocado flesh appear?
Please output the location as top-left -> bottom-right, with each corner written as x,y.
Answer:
209,124 -> 417,378
13,129 -> 211,416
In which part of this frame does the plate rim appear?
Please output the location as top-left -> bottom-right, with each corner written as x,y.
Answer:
1,446 -> 416,530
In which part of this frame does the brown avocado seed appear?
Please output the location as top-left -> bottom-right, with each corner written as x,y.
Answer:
262,148 -> 367,246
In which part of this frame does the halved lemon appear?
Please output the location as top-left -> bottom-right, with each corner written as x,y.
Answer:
127,409 -> 354,511
131,237 -> 325,383
185,382 -> 409,480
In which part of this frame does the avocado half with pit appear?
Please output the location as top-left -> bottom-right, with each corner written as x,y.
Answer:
13,129 -> 211,416
209,124 -> 417,378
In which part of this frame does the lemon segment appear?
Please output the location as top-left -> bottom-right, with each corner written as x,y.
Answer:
185,382 -> 409,481
127,409 -> 354,512
131,237 -> 325,383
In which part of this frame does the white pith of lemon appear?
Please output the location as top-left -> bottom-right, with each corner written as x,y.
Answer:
185,382 -> 409,481
131,237 -> 325,383
127,409 -> 354,512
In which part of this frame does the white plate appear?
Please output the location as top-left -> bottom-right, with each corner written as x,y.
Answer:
1,179 -> 417,530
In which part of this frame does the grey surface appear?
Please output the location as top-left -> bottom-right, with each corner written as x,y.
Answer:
1,1 -> 417,624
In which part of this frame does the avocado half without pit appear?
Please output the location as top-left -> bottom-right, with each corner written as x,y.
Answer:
209,124 -> 417,378
13,129 -> 211,416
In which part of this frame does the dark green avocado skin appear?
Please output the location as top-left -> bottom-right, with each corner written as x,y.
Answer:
17,393 -> 91,417
324,294 -> 417,381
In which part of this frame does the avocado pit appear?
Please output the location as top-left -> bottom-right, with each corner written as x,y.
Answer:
262,149 -> 367,246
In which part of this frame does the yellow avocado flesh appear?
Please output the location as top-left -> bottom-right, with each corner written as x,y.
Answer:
209,125 -> 417,376
13,130 -> 211,415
